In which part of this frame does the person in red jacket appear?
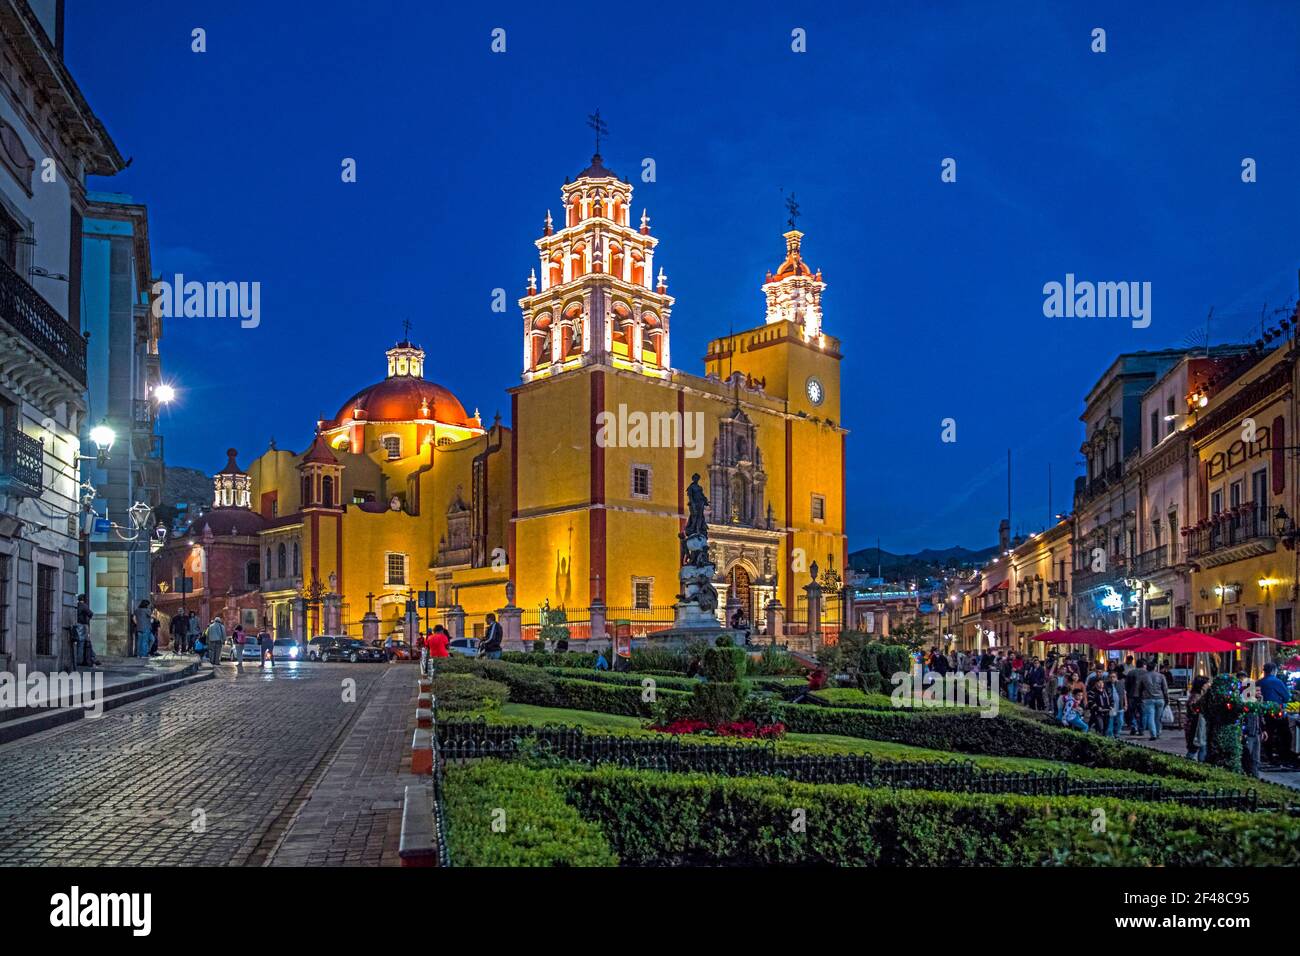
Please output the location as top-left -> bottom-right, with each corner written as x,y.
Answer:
426,625 -> 450,658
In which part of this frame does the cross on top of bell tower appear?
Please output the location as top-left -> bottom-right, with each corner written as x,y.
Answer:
386,323 -> 425,378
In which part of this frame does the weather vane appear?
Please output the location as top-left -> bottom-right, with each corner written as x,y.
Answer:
783,190 -> 801,230
587,109 -> 608,155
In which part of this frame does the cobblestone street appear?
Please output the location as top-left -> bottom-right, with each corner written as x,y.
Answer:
0,662 -> 417,866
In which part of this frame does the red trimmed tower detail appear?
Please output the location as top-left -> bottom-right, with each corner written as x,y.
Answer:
518,154 -> 675,382
762,229 -> 825,343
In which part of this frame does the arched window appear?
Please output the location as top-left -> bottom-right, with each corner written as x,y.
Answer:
247,561 -> 260,588
301,474 -> 312,506
292,541 -> 300,576
322,475 -> 334,508
277,543 -> 287,578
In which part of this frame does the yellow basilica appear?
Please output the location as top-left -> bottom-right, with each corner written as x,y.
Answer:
178,154 -> 848,647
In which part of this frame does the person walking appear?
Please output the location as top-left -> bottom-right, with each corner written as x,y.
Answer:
149,615 -> 161,656
186,612 -> 200,654
75,594 -> 97,667
480,613 -> 503,660
1184,675 -> 1209,761
259,625 -> 274,668
1105,667 -> 1126,738
132,600 -> 153,658
1138,659 -> 1170,740
205,616 -> 226,666
1124,658 -> 1144,735
168,612 -> 186,654
231,624 -> 247,672
426,625 -> 449,662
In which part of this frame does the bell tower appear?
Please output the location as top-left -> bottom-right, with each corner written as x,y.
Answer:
518,153 -> 675,381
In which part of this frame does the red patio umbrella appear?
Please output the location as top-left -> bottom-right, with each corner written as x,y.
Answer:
1043,628 -> 1111,645
1215,625 -> 1273,645
1105,628 -> 1166,649
1129,630 -> 1236,654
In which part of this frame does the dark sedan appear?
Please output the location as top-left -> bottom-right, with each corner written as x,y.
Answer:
314,636 -> 386,663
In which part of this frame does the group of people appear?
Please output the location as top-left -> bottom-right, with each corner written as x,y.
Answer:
416,613 -> 504,668
195,616 -> 279,670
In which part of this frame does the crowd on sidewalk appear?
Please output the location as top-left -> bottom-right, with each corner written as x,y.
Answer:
920,645 -> 1296,774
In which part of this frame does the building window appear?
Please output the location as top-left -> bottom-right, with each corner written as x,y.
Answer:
386,552 -> 407,586
277,543 -> 287,578
633,578 -> 653,609
0,552 -> 9,654
35,563 -> 55,656
382,436 -> 401,459
292,542 -> 300,576
321,475 -> 334,507
811,494 -> 826,522
631,464 -> 651,499
1252,468 -> 1268,512
301,474 -> 312,506
247,561 -> 260,588
1211,489 -> 1223,516
1165,396 -> 1176,436
1149,409 -> 1158,449
1229,480 -> 1243,510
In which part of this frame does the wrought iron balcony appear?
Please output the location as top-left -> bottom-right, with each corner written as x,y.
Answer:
1071,557 -> 1126,594
0,424 -> 43,497
0,258 -> 86,386
1132,544 -> 1169,576
1185,505 -> 1276,568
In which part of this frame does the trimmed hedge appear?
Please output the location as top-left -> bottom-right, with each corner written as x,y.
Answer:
806,687 -> 906,710
777,703 -> 1280,795
546,667 -> 699,693
431,673 -> 508,712
457,762 -> 1300,866
443,761 -> 617,866
439,657 -> 689,717
501,651 -> 599,669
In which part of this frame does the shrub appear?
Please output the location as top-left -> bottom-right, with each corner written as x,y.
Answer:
554,765 -> 1300,867
630,647 -> 689,674
715,634 -> 734,647
443,762 -> 618,866
548,668 -> 698,693
431,673 -> 509,712
702,647 -> 748,682
691,682 -> 747,725
752,644 -> 806,676
805,687 -> 898,710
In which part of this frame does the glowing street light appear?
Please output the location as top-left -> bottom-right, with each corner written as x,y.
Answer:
88,421 -> 116,467
153,383 -> 176,403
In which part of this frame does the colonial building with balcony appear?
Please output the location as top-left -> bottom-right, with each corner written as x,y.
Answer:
80,193 -> 164,655
1008,518 -> 1072,652
0,0 -> 125,670
1186,343 -> 1295,641
1071,350 -> 1185,630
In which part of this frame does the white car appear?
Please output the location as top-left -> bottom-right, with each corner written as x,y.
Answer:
270,638 -> 302,662
448,637 -> 480,657
221,638 -> 265,662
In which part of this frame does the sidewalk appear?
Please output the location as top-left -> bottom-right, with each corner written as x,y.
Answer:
1120,726 -> 1300,791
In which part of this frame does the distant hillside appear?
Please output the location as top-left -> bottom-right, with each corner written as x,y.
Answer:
849,543 -> 998,580
162,466 -> 211,507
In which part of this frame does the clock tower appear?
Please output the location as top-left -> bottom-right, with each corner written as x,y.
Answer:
703,228 -> 841,423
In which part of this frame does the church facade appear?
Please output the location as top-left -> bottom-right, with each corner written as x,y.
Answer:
156,154 -> 848,642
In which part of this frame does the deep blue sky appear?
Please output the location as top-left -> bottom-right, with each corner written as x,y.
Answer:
68,1 -> 1300,553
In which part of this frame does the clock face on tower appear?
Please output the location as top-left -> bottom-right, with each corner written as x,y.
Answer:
806,376 -> 824,406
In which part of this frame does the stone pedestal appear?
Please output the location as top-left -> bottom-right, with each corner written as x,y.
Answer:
445,605 -> 465,641
765,598 -> 785,643
499,603 -> 523,651
804,580 -> 824,647
361,611 -> 379,643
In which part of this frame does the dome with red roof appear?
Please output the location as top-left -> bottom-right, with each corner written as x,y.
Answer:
323,338 -> 478,428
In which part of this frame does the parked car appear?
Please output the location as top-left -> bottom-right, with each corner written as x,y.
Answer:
221,636 -> 264,662
380,638 -> 414,661
448,637 -> 480,657
317,637 -> 385,663
270,638 -> 302,662
306,635 -> 347,661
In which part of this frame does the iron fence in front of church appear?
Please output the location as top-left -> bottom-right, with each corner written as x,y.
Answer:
604,605 -> 677,637
432,718 -> 1262,812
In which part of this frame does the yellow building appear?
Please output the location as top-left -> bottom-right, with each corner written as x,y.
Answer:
194,153 -> 849,644
1187,344 -> 1295,647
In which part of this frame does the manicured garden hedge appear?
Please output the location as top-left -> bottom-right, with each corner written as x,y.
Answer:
544,667 -> 699,693
451,761 -> 1300,866
501,651 -> 599,669
776,703 -> 1273,792
438,657 -> 690,717
431,673 -> 509,712
806,687 -> 909,710
442,761 -> 617,866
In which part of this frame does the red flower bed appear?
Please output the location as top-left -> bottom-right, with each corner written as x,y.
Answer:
650,718 -> 786,739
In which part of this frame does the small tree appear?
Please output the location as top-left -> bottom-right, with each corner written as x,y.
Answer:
882,615 -> 934,652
